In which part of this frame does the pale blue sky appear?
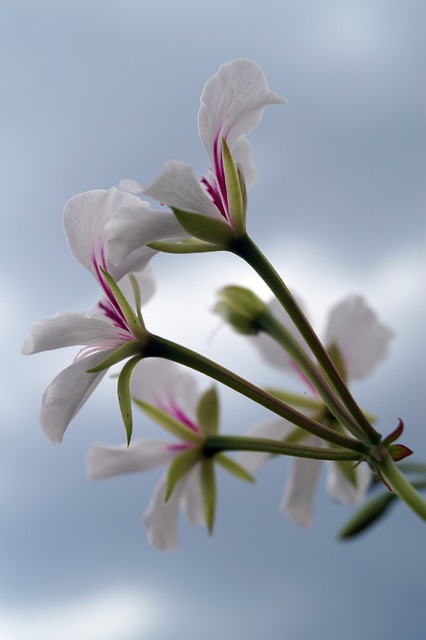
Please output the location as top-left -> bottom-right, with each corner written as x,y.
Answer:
1,1 -> 425,638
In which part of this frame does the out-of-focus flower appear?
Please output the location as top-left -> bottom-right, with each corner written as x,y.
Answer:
22,189 -> 157,443
87,359 -> 251,550
239,295 -> 394,526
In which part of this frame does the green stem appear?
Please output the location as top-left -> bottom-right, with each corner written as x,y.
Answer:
258,311 -> 365,439
204,435 -> 362,461
378,455 -> 426,521
232,234 -> 381,443
145,334 -> 368,455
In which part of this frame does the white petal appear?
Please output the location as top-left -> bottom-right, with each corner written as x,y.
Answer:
324,295 -> 394,380
143,474 -> 185,551
40,350 -> 114,444
106,199 -> 188,270
237,419 -> 294,473
86,439 -> 176,480
180,465 -> 205,526
280,436 -> 323,527
143,161 -> 220,218
130,358 -> 200,417
326,460 -> 371,505
63,188 -> 148,281
198,59 -> 285,170
22,311 -> 121,355
118,178 -> 144,195
231,138 -> 256,187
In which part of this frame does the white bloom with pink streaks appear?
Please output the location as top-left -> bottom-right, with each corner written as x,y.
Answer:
239,295 -> 394,526
22,189 -> 158,444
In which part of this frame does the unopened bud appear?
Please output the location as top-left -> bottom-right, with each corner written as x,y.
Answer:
215,286 -> 267,335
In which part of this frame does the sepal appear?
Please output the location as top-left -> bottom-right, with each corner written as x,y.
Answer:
86,340 -> 144,372
165,447 -> 202,501
148,239 -> 224,254
216,453 -> 255,483
100,268 -> 146,340
197,386 -> 219,436
383,420 -> 412,461
134,400 -> 202,444
201,458 -> 216,534
338,491 -> 396,539
383,418 -> 404,446
222,137 -> 245,235
172,208 -> 235,246
388,444 -> 413,462
118,355 -> 142,446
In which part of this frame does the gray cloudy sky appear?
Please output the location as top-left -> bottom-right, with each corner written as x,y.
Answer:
1,1 -> 425,639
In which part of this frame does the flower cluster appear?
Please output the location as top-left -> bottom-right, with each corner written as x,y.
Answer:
23,59 -> 423,549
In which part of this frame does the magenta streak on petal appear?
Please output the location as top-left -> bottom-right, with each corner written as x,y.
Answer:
170,399 -> 200,433
200,173 -> 226,218
92,248 -> 129,333
167,442 -> 193,452
157,396 -> 201,434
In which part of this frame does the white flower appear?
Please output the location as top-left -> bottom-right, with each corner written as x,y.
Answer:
22,188 -> 156,444
239,295 -> 394,526
119,59 -> 285,238
87,359 -> 206,551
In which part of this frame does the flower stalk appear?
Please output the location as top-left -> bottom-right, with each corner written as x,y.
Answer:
145,333 -> 368,455
376,454 -> 426,521
203,435 -> 362,462
254,305 -> 366,439
231,233 -> 382,444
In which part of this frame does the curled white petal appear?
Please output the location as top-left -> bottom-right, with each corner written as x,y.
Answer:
326,460 -> 371,505
118,178 -> 144,195
40,350 -> 114,444
106,199 -> 188,268
280,436 -> 323,527
198,59 -> 285,171
63,188 -> 146,281
143,161 -> 220,218
22,311 -> 121,355
86,439 -> 177,480
324,295 -> 394,380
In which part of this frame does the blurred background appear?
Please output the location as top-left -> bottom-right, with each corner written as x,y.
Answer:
1,1 -> 425,638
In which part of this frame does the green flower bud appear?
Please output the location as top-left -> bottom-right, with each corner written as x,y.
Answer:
215,286 -> 267,335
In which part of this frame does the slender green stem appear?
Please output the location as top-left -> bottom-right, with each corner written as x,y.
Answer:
266,389 -> 323,411
378,455 -> 426,521
145,333 -> 368,455
258,311 -> 365,439
232,234 -> 381,443
204,435 -> 362,461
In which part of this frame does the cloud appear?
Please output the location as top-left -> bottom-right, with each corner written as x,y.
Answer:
0,587 -> 161,640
